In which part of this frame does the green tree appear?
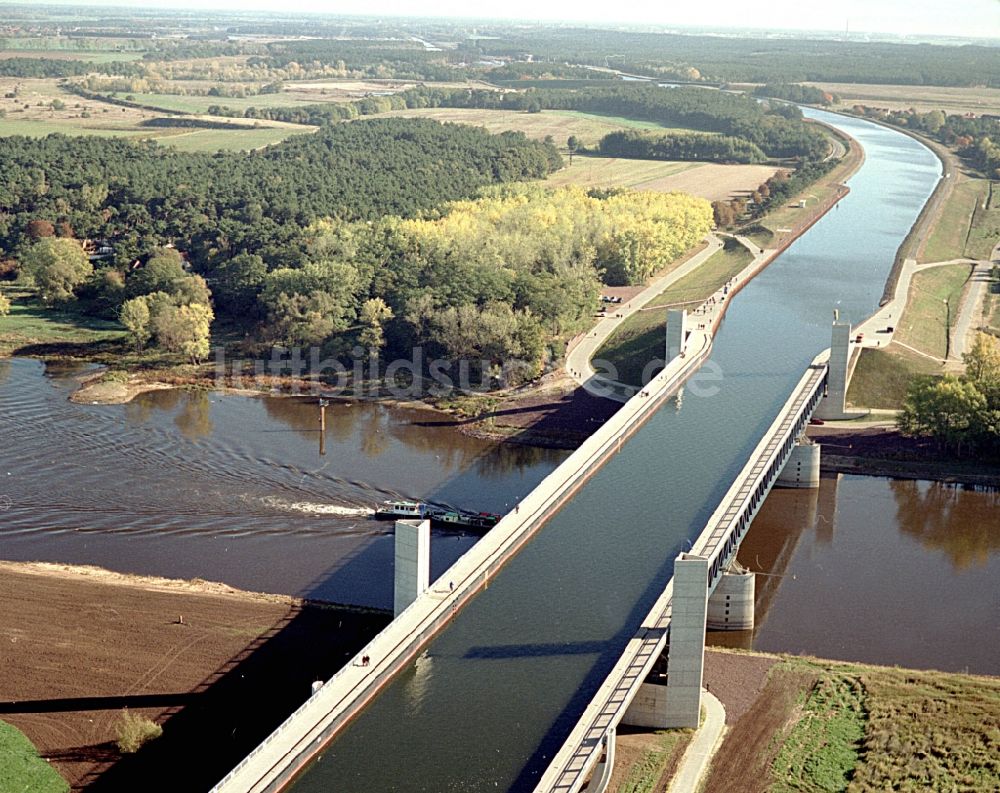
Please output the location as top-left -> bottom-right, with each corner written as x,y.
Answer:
0,292 -> 10,316
119,296 -> 151,353
898,376 -> 987,456
567,135 -> 579,165
359,297 -> 393,352
150,301 -> 214,363
20,237 -> 92,303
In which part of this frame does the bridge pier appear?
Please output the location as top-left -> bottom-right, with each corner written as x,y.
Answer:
394,519 -> 430,617
815,319 -> 852,420
707,564 -> 755,630
776,437 -> 821,488
665,308 -> 688,362
624,553 -> 709,729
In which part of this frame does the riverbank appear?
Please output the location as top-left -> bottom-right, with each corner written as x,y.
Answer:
807,424 -> 1000,486
0,561 -> 388,791
699,648 -> 1000,793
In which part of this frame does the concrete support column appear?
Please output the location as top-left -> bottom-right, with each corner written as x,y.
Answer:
663,553 -> 709,728
665,308 -> 688,362
777,439 -> 821,489
815,320 -> 851,419
393,519 -> 430,617
707,566 -> 755,630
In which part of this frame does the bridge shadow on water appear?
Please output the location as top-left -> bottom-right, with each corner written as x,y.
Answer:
501,539 -> 690,792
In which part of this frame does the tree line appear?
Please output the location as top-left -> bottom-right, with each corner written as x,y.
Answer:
9,183 -> 711,382
849,105 -> 1000,178
596,129 -> 766,164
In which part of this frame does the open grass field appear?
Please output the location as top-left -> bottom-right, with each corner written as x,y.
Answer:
703,652 -> 1000,793
378,107 -> 692,147
808,82 -> 1000,117
545,156 -> 777,202
0,719 -> 68,793
0,78 -> 314,150
965,180 -> 1000,261
0,112 -> 313,151
922,178 -> 986,263
596,242 -> 754,386
895,263 -> 974,359
0,286 -> 126,357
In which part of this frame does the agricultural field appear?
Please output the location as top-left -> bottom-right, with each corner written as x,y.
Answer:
379,107 -> 690,147
807,81 -> 1000,116
0,48 -> 144,62
547,156 -> 778,202
0,78 -> 314,150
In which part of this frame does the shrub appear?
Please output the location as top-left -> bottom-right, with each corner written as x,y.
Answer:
115,709 -> 162,753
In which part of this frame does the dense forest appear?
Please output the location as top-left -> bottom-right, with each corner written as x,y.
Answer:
752,84 -> 836,105
0,118 -> 559,260
0,118 -> 713,376
0,57 -> 144,78
472,29 -> 1000,87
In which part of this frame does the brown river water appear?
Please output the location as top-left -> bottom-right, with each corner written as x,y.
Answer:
0,358 -> 997,672
708,473 -> 1000,675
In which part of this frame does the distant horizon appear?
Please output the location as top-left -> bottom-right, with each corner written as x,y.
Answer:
6,0 -> 1000,43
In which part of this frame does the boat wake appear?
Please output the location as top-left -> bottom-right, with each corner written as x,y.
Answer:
260,496 -> 375,517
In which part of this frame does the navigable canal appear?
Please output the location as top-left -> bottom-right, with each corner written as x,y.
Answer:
283,110 -> 950,792
0,110 -> 993,790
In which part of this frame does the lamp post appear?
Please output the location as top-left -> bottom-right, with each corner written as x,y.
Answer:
943,298 -> 951,361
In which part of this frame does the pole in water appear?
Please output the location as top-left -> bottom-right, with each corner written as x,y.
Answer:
318,398 -> 329,455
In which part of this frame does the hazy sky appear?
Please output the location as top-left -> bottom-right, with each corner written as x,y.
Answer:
19,0 -> 1000,40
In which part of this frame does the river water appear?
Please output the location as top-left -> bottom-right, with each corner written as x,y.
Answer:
0,358 -> 566,608
707,473 -> 999,675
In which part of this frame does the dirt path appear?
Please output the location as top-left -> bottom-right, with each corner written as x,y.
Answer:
0,561 -> 387,791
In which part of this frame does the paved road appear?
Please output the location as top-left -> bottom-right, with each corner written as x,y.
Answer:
666,690 -> 726,793
564,235 -> 723,389
950,261 -> 994,363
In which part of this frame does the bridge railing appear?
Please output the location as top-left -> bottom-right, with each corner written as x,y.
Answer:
533,351 -> 830,793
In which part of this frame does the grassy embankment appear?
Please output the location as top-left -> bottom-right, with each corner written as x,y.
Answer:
0,719 -> 68,793
596,240 -> 753,387
847,264 -> 971,410
700,654 -> 1000,793
895,264 -> 973,360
